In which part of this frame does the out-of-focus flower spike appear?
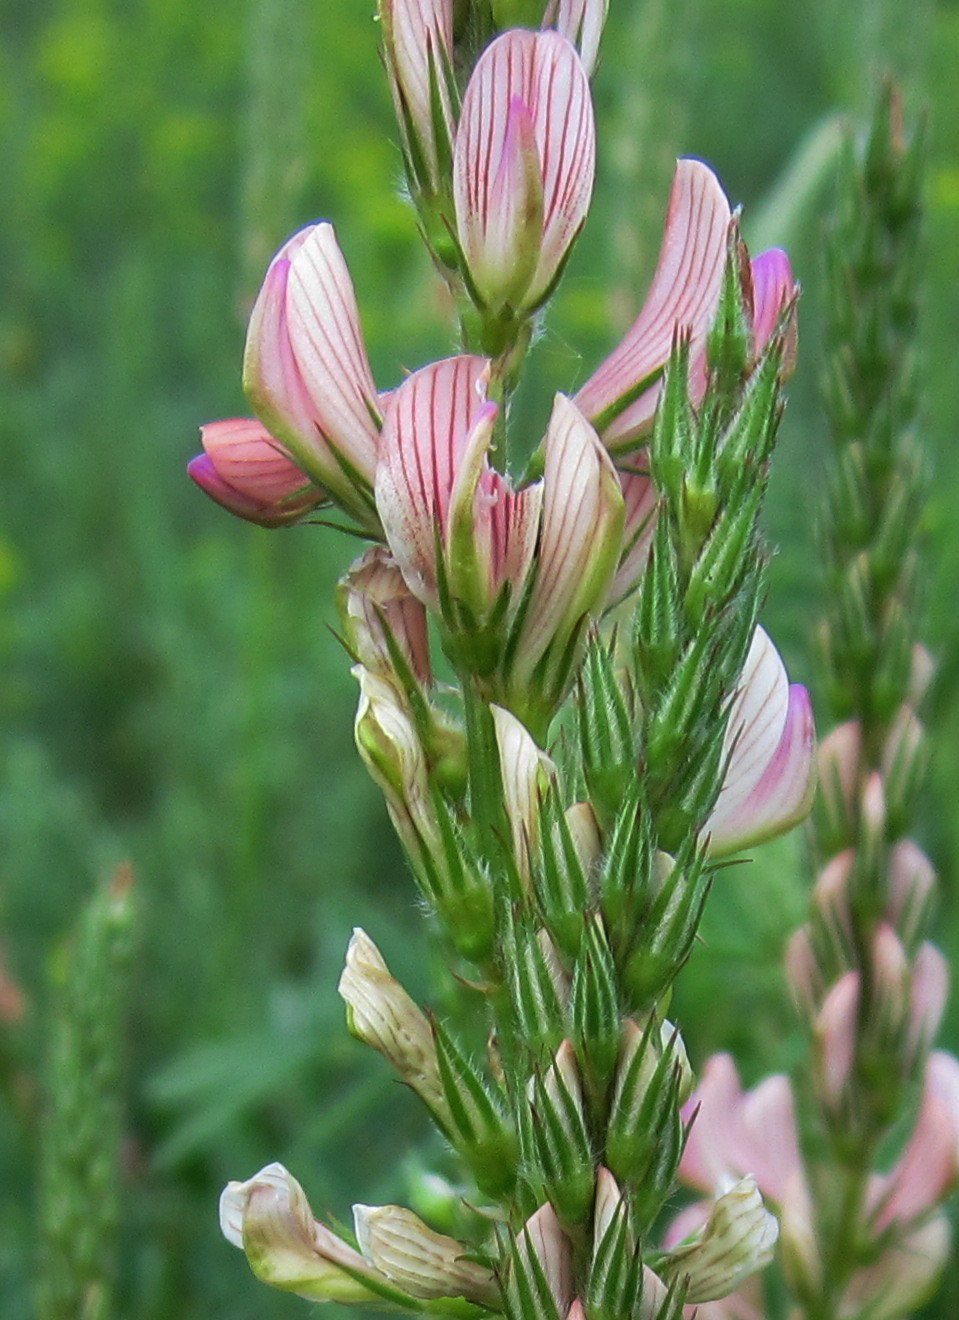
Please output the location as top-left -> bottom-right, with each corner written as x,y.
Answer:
219,1163 -> 408,1306
512,395 -> 624,688
491,705 -> 555,876
786,925 -> 821,1013
379,0 -> 456,195
188,419 -> 324,527
907,942 -> 950,1060
453,31 -> 595,315
352,1203 -> 500,1305
244,224 -> 381,525
814,971 -> 859,1111
841,1216 -> 950,1320
338,928 -> 450,1127
574,160 -> 731,450
337,547 -> 432,687
541,0 -> 609,76
888,840 -> 936,946
750,247 -> 798,373
815,721 -> 862,847
873,1052 -> 959,1230
660,1177 -> 778,1304
705,628 -> 816,856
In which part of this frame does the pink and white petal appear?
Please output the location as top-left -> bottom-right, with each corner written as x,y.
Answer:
874,1062 -> 959,1229
542,0 -> 609,76
513,395 -> 623,680
243,227 -> 329,470
737,1074 -> 804,1207
607,452 -> 659,604
478,95 -> 543,306
519,1203 -> 574,1317
706,683 -> 816,856
679,1053 -> 746,1195
285,224 -> 381,484
375,356 -> 488,607
575,159 -> 731,449
381,0 -> 455,188
477,466 -> 543,604
526,31 -> 596,305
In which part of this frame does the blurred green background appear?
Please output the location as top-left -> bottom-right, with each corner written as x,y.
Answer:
0,0 -> 957,1315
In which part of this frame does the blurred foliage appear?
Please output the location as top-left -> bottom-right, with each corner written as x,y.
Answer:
0,0 -> 956,1316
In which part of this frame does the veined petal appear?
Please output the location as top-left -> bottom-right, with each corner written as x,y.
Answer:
380,0 -> 456,192
375,355 -> 489,608
513,395 -> 624,682
337,546 -> 431,687
706,628 -> 816,856
284,224 -> 381,484
680,1053 -> 746,1195
575,159 -> 731,449
491,705 -> 556,876
454,31 -> 595,312
542,0 -> 609,76
353,1203 -> 499,1305
515,1203 -> 575,1318
189,419 -> 322,527
607,449 -> 658,604
661,1178 -> 778,1304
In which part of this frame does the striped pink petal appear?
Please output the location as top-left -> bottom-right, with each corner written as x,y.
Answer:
188,418 -> 322,527
380,0 -> 456,192
607,449 -> 658,604
542,0 -> 609,76
575,159 -> 730,449
376,356 -> 488,607
243,225 -> 380,519
454,30 -> 595,313
512,395 -> 624,682
705,628 -> 816,856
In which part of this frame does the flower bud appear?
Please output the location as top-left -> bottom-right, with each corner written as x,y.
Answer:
785,925 -> 822,1015
814,972 -> 859,1111
907,942 -> 949,1061
527,1040 -> 594,1226
188,419 -> 323,526
815,720 -> 862,850
506,1203 -> 574,1320
491,705 -> 555,877
219,1163 -> 400,1305
454,31 -> 595,315
353,1203 -> 499,1305
338,928 -> 449,1125
705,628 -> 816,857
338,546 -> 431,687
379,0 -> 456,196
243,224 -> 382,526
888,840 -> 936,946
660,1177 -> 778,1304
541,0 -> 609,76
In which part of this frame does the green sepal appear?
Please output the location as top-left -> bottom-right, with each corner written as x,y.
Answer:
648,333 -> 695,505
633,519 -> 683,705
598,785 -> 652,957
527,1064 -> 595,1227
623,844 -> 711,1008
585,1198 -> 643,1320
501,1227 -> 564,1320
570,916 -> 621,1099
500,906 -> 569,1063
533,790 -> 591,960
432,1020 -> 519,1198
576,631 -> 637,824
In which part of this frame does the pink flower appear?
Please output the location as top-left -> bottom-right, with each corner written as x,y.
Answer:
541,0 -> 609,75
374,355 -> 623,716
574,160 -> 796,453
705,627 -> 816,856
679,1055 -> 819,1292
243,224 -> 383,527
188,419 -> 323,527
454,31 -> 595,315
379,0 -> 456,194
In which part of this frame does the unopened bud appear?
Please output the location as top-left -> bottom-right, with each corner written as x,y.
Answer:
506,1203 -> 574,1320
660,1177 -> 778,1303
888,840 -> 936,947
814,972 -> 859,1111
338,929 -> 448,1126
338,547 -> 431,687
353,1203 -> 499,1305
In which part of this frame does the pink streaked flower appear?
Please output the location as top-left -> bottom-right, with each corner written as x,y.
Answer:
188,419 -> 323,527
679,1055 -> 819,1292
454,30 -> 595,314
704,627 -> 816,856
375,356 -> 623,715
243,224 -> 383,527
574,160 -> 796,453
541,0 -> 609,76
337,546 -> 432,688
379,0 -> 456,194
871,1051 -> 959,1230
